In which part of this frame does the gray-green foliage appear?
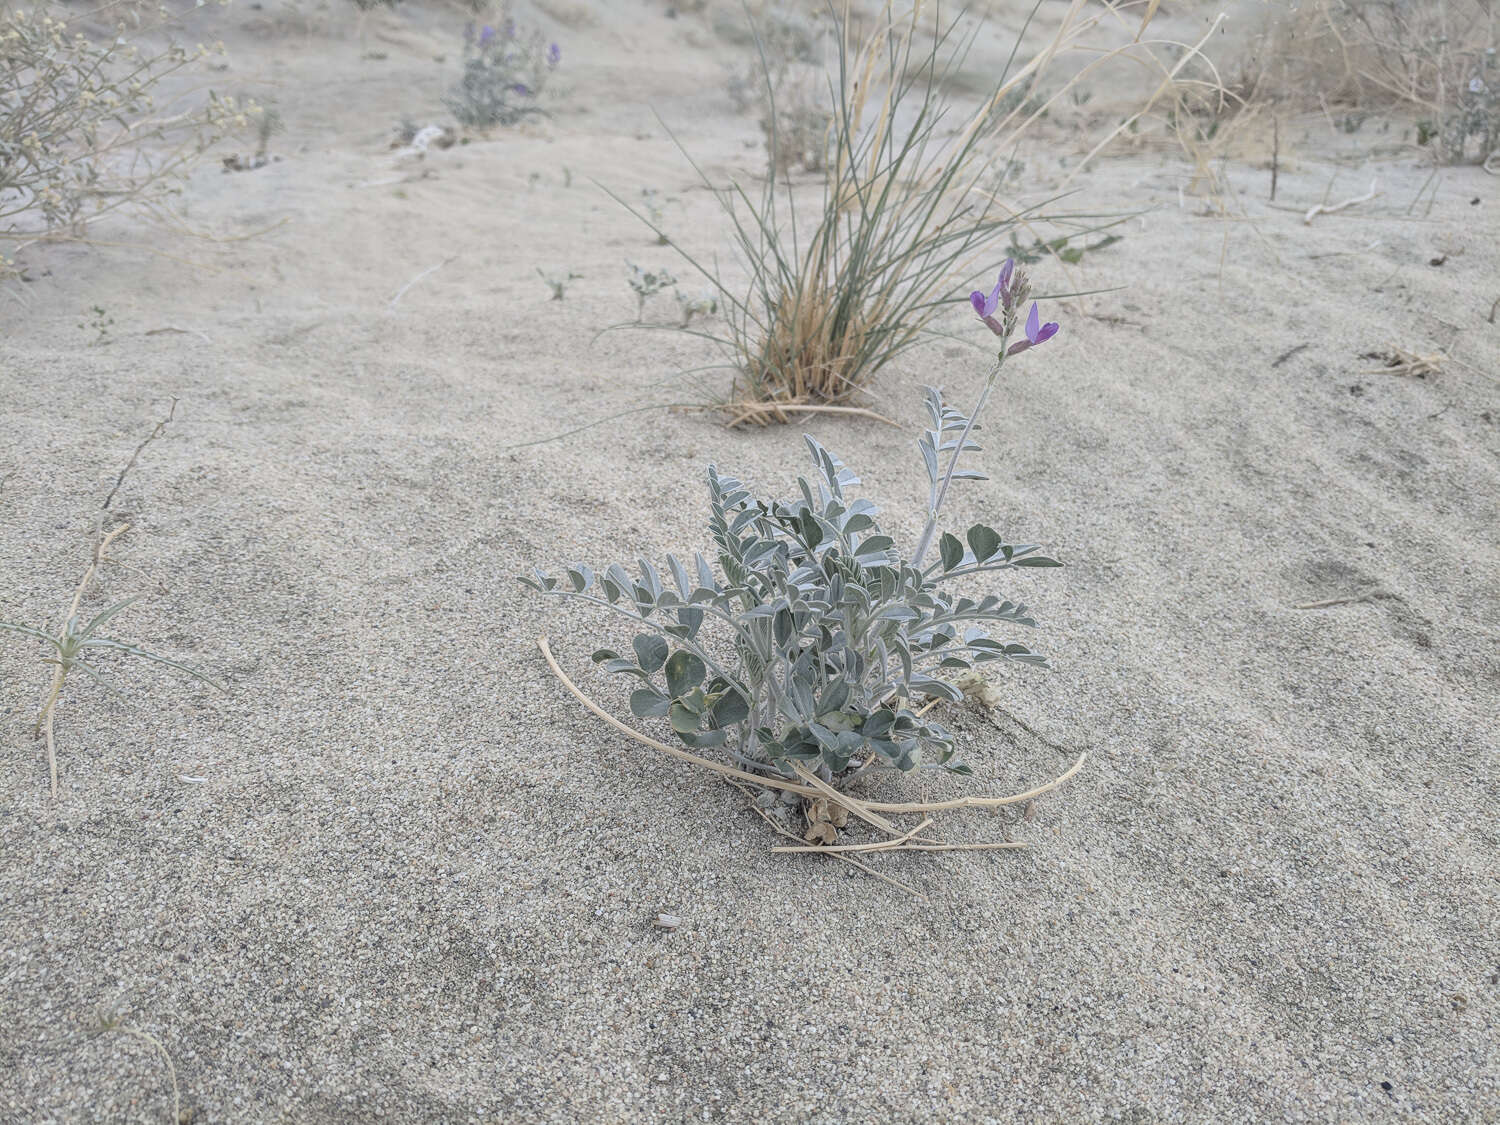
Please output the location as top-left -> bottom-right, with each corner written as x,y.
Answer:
627,262 -> 677,319
0,594 -> 221,706
522,386 -> 1059,782
444,17 -> 561,129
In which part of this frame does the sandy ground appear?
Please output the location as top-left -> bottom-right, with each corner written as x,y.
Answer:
2,1 -> 1498,1121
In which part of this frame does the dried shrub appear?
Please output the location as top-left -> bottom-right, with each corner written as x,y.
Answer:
0,0 -> 255,275
1235,0 -> 1498,164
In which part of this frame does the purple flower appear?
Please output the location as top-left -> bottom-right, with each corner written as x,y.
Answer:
969,259 -> 1015,336
548,42 -> 561,67
1006,302 -> 1060,356
512,83 -> 531,96
479,24 -> 494,44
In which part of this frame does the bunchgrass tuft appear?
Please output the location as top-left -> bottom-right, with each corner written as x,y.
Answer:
612,2 -> 1171,426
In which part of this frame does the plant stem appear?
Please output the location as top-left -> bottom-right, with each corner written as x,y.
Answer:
37,666 -> 65,797
910,355 -> 1004,569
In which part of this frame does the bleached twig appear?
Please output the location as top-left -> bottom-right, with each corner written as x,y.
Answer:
1304,179 -> 1379,224
388,257 -> 456,309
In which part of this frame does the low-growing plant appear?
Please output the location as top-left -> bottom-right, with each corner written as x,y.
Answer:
675,288 -> 718,327
537,267 -> 582,300
444,9 -> 562,128
640,188 -> 669,244
2,524 -> 222,796
722,4 -> 826,113
526,263 -> 1076,857
0,1 -> 256,274
759,64 -> 833,175
2,403 -> 221,796
1008,231 -> 1123,266
78,305 -> 115,346
626,261 -> 677,319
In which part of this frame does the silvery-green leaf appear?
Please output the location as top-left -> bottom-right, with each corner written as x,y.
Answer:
668,701 -> 702,735
711,689 -> 750,726
966,524 -> 1001,564
601,658 -> 646,678
664,651 -> 706,698
938,532 -> 964,572
632,634 -> 668,674
679,729 -> 728,749
630,689 -> 671,718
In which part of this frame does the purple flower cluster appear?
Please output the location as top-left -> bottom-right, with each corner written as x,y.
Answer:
969,258 -> 1058,357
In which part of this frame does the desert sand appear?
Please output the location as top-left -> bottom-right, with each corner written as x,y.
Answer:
2,1 -> 1497,1121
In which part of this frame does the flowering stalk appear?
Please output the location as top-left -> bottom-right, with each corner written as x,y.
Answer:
910,261 -> 1058,569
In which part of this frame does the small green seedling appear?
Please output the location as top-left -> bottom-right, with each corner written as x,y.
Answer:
78,306 -> 114,346
641,189 -> 669,244
536,267 -> 583,300
1007,232 -> 1123,265
626,262 -> 677,319
2,568 -> 222,796
675,289 -> 718,326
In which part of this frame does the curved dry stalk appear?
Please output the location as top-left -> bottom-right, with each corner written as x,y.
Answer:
539,635 -> 1087,819
34,521 -> 132,796
38,664 -> 65,796
1060,12 -> 1230,189
773,815 -> 933,855
539,635 -> 827,802
856,750 -> 1086,814
96,1016 -> 180,1125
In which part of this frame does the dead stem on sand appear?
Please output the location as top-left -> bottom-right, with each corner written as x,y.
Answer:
1362,345 -> 1447,378
93,1007 -> 181,1125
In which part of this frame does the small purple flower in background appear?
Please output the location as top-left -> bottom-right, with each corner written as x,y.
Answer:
1006,302 -> 1060,356
512,83 -> 531,96
548,43 -> 561,68
479,24 -> 495,45
969,258 -> 1015,336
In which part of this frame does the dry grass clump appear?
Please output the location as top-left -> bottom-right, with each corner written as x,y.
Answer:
0,0 -> 256,276
633,1 -> 1214,424
1233,0 -> 1498,165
